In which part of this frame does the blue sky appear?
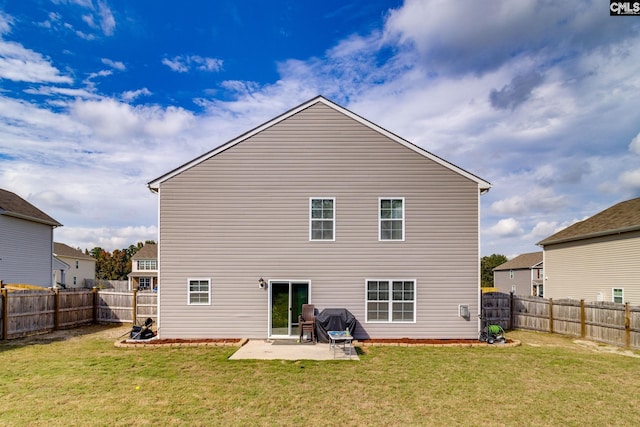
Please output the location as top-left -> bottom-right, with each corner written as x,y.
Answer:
1,0 -> 639,258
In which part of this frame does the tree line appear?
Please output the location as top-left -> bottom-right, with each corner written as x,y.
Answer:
86,241 -> 155,281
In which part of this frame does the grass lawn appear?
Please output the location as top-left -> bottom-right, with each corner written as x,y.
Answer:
0,326 -> 638,426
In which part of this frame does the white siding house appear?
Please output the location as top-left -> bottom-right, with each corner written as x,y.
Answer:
148,96 -> 491,340
0,189 -> 62,287
53,242 -> 96,288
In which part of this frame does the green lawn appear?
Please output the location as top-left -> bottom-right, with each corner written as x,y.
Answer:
0,326 -> 638,426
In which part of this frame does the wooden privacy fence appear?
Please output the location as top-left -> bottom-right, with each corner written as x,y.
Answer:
483,292 -> 640,349
0,287 -> 157,340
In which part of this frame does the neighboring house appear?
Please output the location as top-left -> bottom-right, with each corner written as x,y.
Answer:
128,243 -> 158,291
53,242 -> 96,288
538,197 -> 640,305
0,188 -> 62,287
493,252 -> 543,296
147,96 -> 491,340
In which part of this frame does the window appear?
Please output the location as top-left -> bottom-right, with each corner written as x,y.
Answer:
75,260 -> 79,269
138,260 -> 157,270
509,270 -> 514,279
366,280 -> 415,322
310,198 -> 335,241
613,288 -> 624,304
188,278 -> 211,305
73,276 -> 77,286
379,198 -> 404,240
139,277 -> 151,290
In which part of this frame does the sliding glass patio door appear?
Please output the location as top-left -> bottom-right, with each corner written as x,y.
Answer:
269,281 -> 309,337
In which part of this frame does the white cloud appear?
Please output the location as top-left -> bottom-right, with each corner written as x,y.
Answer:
619,169 -> 640,191
0,11 -> 13,35
121,88 -> 152,101
97,1 -> 116,36
69,99 -> 195,139
490,188 -> 568,216
487,218 -> 524,237
0,40 -> 72,83
55,225 -> 158,252
630,132 -> 640,155
101,57 -> 125,71
162,55 -> 223,73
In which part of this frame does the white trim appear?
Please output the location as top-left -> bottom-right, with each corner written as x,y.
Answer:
378,197 -> 405,241
147,96 -> 492,191
187,277 -> 211,305
364,278 -> 417,323
309,197 -> 336,241
268,279 -> 311,338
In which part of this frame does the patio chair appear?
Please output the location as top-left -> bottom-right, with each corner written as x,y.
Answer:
298,304 -> 316,343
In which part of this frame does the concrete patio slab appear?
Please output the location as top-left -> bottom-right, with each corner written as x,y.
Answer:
229,339 -> 359,361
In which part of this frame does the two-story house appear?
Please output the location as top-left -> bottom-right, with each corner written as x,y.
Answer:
147,96 -> 491,340
493,252 -> 543,296
0,188 -> 62,287
128,242 -> 158,291
53,242 -> 96,288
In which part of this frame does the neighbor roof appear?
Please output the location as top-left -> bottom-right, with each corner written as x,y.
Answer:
132,243 -> 158,260
0,188 -> 62,226
538,197 -> 640,246
147,96 -> 491,192
493,252 -> 543,271
54,242 -> 95,261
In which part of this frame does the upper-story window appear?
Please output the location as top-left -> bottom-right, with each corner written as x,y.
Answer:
379,198 -> 404,241
310,198 -> 335,241
138,260 -> 157,270
75,260 -> 79,269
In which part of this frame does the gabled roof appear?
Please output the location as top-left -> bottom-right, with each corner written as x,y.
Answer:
0,188 -> 62,226
54,242 -> 95,261
147,96 -> 491,192
494,252 -> 543,271
538,197 -> 640,246
132,243 -> 158,260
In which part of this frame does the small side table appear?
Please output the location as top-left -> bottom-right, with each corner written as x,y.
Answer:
327,331 -> 353,359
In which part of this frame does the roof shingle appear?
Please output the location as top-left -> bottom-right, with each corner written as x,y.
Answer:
0,188 -> 62,226
494,252 -> 543,271
538,197 -> 640,246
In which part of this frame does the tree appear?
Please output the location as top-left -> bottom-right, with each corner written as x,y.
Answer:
86,241 -> 155,280
481,254 -> 508,288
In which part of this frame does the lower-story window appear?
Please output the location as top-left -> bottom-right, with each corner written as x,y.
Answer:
366,279 -> 415,322
613,288 -> 624,304
188,278 -> 211,305
139,277 -> 151,290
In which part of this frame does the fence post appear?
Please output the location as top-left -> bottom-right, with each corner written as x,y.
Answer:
92,287 -> 98,324
580,300 -> 586,338
509,292 -> 514,330
625,303 -> 631,348
54,288 -> 60,331
549,298 -> 554,334
132,289 -> 138,325
1,287 -> 7,340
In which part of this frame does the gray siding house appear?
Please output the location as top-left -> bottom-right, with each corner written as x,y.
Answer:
538,197 -> 640,305
148,96 -> 491,340
0,188 -> 62,287
493,252 -> 543,296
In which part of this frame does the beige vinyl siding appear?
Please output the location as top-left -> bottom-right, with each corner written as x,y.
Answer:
158,102 -> 481,339
544,230 -> 640,304
494,269 -> 533,295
